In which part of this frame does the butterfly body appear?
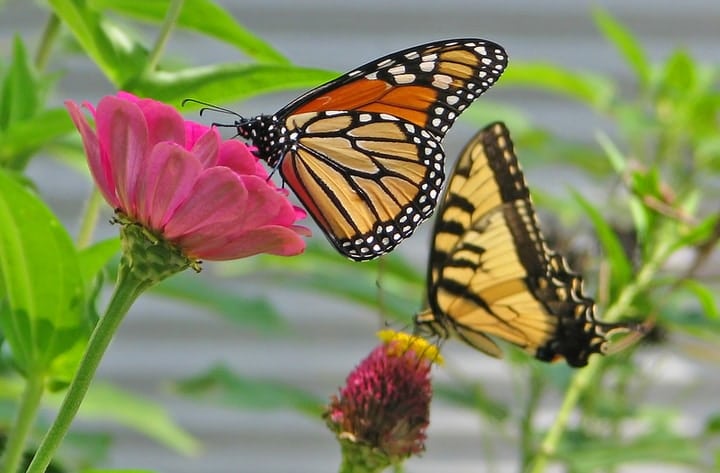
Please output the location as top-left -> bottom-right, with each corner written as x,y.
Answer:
415,122 -> 634,367
230,39 -> 508,260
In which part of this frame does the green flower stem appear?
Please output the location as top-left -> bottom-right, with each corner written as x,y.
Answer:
34,13 -> 60,71
144,0 -> 185,74
25,264 -> 151,473
528,239 -> 671,473
0,375 -> 45,473
75,188 -> 103,249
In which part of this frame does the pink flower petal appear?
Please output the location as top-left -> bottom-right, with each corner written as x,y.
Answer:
191,129 -> 220,168
185,120 -> 212,149
188,225 -> 307,260
134,142 -> 202,231
132,98 -> 186,149
230,175 -> 299,228
65,100 -> 119,207
162,167 -> 249,240
217,139 -> 265,176
95,96 -> 148,215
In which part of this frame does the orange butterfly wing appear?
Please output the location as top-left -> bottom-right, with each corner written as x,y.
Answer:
236,39 -> 507,260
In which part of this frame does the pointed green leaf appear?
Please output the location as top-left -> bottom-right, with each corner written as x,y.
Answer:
680,280 -> 719,319
0,36 -> 39,130
0,169 -> 86,381
572,191 -> 633,289
659,50 -> 697,98
500,62 -> 614,109
672,212 -> 719,251
134,63 -> 337,106
90,0 -> 288,64
48,0 -> 145,86
593,7 -> 651,88
0,108 -> 75,168
174,364 -> 324,417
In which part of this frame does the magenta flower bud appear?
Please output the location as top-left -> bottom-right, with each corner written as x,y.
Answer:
326,330 -> 441,471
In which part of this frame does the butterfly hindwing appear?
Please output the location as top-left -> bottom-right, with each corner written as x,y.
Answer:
416,122 -> 633,367
235,39 -> 508,260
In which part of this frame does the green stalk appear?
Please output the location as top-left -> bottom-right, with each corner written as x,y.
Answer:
0,376 -> 45,473
527,239 -> 671,473
34,13 -> 60,71
24,266 -> 150,473
143,0 -> 185,74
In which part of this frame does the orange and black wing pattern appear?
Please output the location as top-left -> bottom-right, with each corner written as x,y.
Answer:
234,39 -> 508,261
415,122 -> 634,367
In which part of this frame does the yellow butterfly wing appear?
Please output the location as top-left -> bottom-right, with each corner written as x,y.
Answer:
416,122 -> 630,367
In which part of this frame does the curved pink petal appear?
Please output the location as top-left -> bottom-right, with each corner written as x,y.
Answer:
186,225 -> 307,260
65,100 -> 119,207
217,140 -> 265,177
232,175 -> 299,228
96,96 -> 148,215
185,120 -> 212,149
162,167 -> 249,240
191,129 -> 220,168
134,142 -> 202,230
132,98 -> 186,149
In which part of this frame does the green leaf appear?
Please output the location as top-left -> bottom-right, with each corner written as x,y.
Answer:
134,63 -> 337,107
572,191 -> 634,290
593,7 -> 651,88
705,413 -> 720,435
48,0 -> 145,86
671,212 -> 719,251
679,280 -> 719,319
47,382 -> 200,455
500,62 -> 614,109
0,108 -> 75,169
77,237 -> 121,288
174,364 -> 324,417
658,49 -> 697,99
595,131 -> 627,174
0,169 -> 86,382
0,36 -> 39,131
557,429 -> 701,469
90,0 -> 288,64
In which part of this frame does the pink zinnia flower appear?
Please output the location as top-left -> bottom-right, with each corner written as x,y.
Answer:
65,92 -> 309,261
326,330 -> 441,470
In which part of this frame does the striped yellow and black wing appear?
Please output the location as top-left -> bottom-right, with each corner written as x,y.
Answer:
415,122 -> 631,367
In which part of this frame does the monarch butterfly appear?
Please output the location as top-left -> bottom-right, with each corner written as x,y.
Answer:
414,122 -> 641,367
212,39 -> 508,261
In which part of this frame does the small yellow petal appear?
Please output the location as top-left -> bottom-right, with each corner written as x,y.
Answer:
377,329 -> 444,365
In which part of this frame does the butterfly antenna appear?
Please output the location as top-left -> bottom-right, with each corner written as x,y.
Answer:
181,98 -> 248,128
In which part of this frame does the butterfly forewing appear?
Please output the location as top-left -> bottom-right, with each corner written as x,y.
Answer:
234,38 -> 507,261
284,39 -> 508,138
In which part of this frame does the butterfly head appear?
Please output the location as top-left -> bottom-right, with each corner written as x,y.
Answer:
233,114 -> 290,166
